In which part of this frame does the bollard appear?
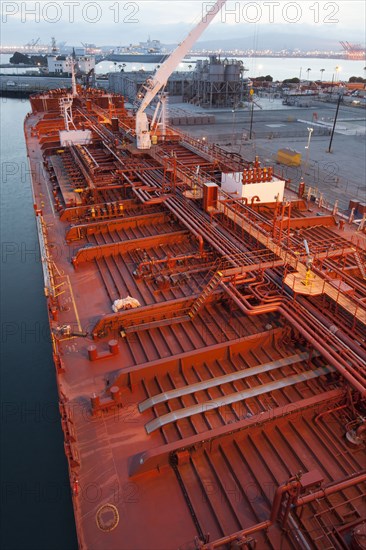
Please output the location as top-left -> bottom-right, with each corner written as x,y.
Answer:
91,394 -> 101,409
88,345 -> 98,361
109,339 -> 119,355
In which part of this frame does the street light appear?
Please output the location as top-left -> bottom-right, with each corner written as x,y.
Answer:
328,93 -> 342,153
249,89 -> 255,139
306,67 -> 311,81
231,109 -> 236,143
320,68 -> 325,82
303,126 -> 313,177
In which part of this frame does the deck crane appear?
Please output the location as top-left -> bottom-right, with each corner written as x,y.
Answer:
135,0 -> 227,149
302,239 -> 314,286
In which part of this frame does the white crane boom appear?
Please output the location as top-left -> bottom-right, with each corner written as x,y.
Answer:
136,0 -> 227,149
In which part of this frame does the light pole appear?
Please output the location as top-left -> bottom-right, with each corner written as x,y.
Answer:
331,66 -> 340,96
249,89 -> 254,139
320,68 -> 325,82
328,94 -> 342,153
306,67 -> 311,81
335,66 -> 340,82
303,127 -> 313,177
231,109 -> 236,143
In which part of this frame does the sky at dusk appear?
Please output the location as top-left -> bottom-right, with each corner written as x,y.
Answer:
1,1 -> 365,48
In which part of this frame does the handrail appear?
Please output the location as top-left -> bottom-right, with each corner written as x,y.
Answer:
145,366 -> 334,434
139,351 -> 316,412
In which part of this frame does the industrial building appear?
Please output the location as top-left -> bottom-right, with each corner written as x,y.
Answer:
47,54 -> 95,76
109,70 -> 192,105
190,55 -> 249,107
108,55 -> 250,108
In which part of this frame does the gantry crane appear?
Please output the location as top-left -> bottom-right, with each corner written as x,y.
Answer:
135,0 -> 227,149
25,37 -> 40,48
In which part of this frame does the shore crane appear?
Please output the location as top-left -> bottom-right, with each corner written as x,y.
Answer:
135,0 -> 227,149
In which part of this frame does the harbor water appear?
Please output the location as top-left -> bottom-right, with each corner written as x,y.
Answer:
0,98 -> 77,550
1,53 -> 365,81
95,55 -> 366,81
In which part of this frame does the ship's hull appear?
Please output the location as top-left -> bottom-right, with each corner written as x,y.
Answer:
106,53 -> 169,64
24,87 -> 366,550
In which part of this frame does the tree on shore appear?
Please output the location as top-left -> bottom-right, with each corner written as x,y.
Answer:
283,77 -> 300,84
349,76 -> 366,83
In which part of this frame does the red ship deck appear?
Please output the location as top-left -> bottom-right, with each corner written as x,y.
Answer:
25,89 -> 366,550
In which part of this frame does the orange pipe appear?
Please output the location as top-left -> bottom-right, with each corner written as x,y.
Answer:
224,283 -> 282,316
314,403 -> 348,424
201,480 -> 300,548
280,305 -> 366,396
295,471 -> 366,507
202,472 -> 366,549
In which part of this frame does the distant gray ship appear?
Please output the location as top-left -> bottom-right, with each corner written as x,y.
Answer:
106,53 -> 169,64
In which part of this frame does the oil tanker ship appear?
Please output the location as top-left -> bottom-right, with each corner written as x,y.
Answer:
24,2 -> 366,548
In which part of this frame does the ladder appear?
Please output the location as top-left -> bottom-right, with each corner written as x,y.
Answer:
354,251 -> 366,280
188,271 -> 223,319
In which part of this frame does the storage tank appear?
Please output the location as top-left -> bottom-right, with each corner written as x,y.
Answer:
225,61 -> 242,81
202,68 -> 210,81
209,62 -> 225,82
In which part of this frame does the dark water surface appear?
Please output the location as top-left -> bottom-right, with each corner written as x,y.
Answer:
0,98 -> 77,549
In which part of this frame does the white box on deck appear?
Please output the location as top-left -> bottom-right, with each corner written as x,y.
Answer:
59,129 -> 92,146
221,172 -> 285,203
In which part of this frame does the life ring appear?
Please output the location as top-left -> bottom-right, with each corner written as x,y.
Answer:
96,503 -> 119,532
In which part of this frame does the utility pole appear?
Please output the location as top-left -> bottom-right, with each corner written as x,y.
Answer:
231,109 -> 236,143
249,88 -> 254,139
249,102 -> 254,139
328,94 -> 342,153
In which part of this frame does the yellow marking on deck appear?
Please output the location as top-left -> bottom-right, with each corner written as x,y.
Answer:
66,275 -> 82,332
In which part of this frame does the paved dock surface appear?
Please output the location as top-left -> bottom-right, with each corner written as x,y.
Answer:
171,100 -> 366,210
